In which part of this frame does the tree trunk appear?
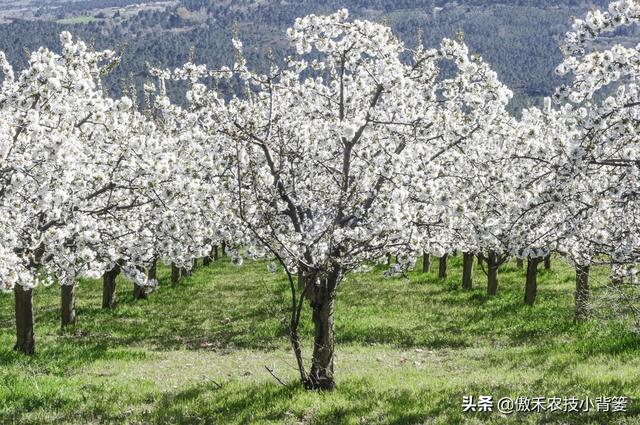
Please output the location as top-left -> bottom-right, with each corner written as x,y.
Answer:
308,272 -> 338,391
14,285 -> 35,355
462,252 -> 474,290
102,265 -> 120,309
544,254 -> 551,270
171,263 -> 180,284
575,264 -> 590,322
221,242 -> 226,256
133,264 -> 149,300
192,258 -> 198,270
181,266 -> 190,277
203,252 -> 211,266
297,265 -> 306,293
438,254 -> 448,279
213,245 -> 219,261
148,258 -> 157,281
516,258 -> 524,269
386,253 -> 392,267
487,251 -> 499,296
133,283 -> 148,300
525,257 -> 542,306
422,252 -> 430,273
61,284 -> 76,327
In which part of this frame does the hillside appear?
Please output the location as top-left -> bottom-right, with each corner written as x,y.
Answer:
0,0 -> 627,111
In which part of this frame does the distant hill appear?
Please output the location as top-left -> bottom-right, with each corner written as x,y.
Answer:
0,0 -> 630,112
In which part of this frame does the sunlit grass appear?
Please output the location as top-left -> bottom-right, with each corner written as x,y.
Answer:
0,255 -> 638,424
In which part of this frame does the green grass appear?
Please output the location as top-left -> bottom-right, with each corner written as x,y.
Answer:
0,256 -> 639,424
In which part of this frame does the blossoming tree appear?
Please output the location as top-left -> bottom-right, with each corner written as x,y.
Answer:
0,33 -> 165,352
552,0 -> 640,317
160,10 -> 518,390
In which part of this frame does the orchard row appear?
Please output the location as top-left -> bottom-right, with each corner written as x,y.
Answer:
1,1 -> 638,390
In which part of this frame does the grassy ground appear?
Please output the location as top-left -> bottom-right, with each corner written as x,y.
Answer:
0,255 -> 639,424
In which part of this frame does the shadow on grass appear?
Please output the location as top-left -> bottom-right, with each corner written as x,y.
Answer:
3,374 -> 638,425
1,256 -> 638,382
0,340 -> 148,374
0,259 -> 294,372
338,266 -> 582,350
150,378 -> 472,424
149,377 -> 640,425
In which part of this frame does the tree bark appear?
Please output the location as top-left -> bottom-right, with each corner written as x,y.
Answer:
192,258 -> 198,270
102,265 -> 120,309
422,252 -> 430,273
544,254 -> 551,270
575,264 -> 590,322
148,258 -> 157,281
516,258 -> 524,269
487,251 -> 499,296
297,264 -> 306,293
134,262 -> 153,300
525,257 -> 542,306
438,254 -> 448,279
308,272 -> 338,391
14,285 -> 35,355
462,252 -> 474,290
181,266 -> 190,277
213,245 -> 219,261
221,241 -> 226,256
133,283 -> 148,300
61,284 -> 76,327
171,263 -> 180,284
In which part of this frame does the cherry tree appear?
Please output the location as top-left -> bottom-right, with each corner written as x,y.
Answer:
158,10 -> 520,389
142,67 -> 236,282
0,36 -> 122,351
403,38 -> 514,293
551,0 -> 640,318
507,104 -> 582,304
0,33 -> 165,352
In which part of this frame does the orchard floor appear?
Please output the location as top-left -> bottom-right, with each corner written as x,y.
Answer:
1,256 -> 639,424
